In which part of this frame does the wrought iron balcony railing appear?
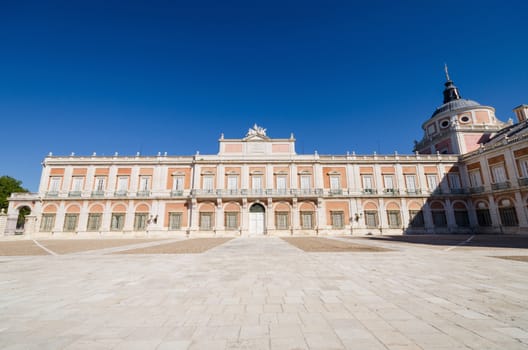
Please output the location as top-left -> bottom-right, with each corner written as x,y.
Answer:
136,190 -> 150,197
91,190 -> 105,197
491,181 -> 511,191
68,191 -> 82,197
518,178 -> 528,187
450,188 -> 468,194
469,186 -> 485,194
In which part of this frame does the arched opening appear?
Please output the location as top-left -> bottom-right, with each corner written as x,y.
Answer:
430,201 -> 447,228
385,202 -> 401,228
453,202 -> 469,227
498,198 -> 518,227
475,201 -> 492,227
16,206 -> 31,233
249,203 -> 266,235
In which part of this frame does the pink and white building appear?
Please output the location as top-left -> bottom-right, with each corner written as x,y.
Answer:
4,75 -> 528,236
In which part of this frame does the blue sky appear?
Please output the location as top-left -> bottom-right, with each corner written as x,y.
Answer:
1,0 -> 527,191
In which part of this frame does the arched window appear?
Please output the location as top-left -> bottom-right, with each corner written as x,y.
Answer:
453,202 -> 469,227
224,202 -> 240,230
498,198 -> 518,227
475,201 -> 492,227
408,202 -> 424,228
363,202 -> 379,228
385,202 -> 401,228
430,202 -> 447,227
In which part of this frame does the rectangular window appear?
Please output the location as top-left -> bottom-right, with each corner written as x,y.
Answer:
330,175 -> 340,190
48,177 -> 61,193
300,175 -> 311,190
94,177 -> 106,192
71,177 -> 84,192
63,214 -> 79,232
134,213 -> 148,230
492,165 -> 507,183
199,212 -> 213,230
454,211 -> 470,227
364,210 -> 378,228
139,176 -> 150,191
469,171 -> 482,187
519,159 -> 528,178
277,175 -> 287,193
86,213 -> 102,231
301,211 -> 313,229
384,175 -> 394,191
275,212 -> 289,229
225,212 -> 239,230
169,212 -> 182,230
173,176 -> 185,191
111,213 -> 125,230
405,175 -> 417,193
331,211 -> 344,229
40,214 -> 55,231
499,207 -> 518,227
408,210 -> 424,227
448,173 -> 461,189
116,176 -> 128,195
427,174 -> 438,191
387,210 -> 401,228
362,175 -> 373,193
227,175 -> 238,191
252,176 -> 262,191
476,209 -> 492,227
203,175 -> 214,192
432,211 -> 447,227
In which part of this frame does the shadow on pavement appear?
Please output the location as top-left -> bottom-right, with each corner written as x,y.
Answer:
362,234 -> 528,249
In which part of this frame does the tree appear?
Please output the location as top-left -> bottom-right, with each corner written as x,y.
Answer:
0,176 -> 28,212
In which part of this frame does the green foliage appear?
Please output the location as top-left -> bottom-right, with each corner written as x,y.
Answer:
0,176 -> 28,211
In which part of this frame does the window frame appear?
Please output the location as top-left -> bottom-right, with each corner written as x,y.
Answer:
169,212 -> 183,230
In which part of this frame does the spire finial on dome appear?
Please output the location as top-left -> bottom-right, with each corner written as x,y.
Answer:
444,63 -> 450,81
442,65 -> 461,103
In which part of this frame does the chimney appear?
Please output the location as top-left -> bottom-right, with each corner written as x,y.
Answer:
513,104 -> 528,123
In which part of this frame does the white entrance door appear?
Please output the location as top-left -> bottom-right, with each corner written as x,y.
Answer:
249,212 -> 265,235
249,204 -> 265,235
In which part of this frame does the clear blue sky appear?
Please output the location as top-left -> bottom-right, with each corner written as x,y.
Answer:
1,0 -> 527,191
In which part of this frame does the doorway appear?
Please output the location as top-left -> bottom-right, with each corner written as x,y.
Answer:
249,203 -> 265,235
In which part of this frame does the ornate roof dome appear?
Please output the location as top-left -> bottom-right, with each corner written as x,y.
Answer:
430,65 -> 481,117
431,98 -> 481,117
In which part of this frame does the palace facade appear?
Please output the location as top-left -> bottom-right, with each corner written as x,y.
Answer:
3,75 -> 528,236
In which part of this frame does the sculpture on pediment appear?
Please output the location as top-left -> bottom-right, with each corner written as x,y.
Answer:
246,124 -> 267,137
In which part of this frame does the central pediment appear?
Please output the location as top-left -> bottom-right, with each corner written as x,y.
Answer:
218,125 -> 296,156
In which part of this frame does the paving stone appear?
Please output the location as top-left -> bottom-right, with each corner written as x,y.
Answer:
0,236 -> 527,349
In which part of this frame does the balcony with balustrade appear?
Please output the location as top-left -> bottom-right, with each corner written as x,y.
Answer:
91,190 -> 105,198
383,188 -> 400,196
114,190 -> 128,197
491,181 -> 511,191
518,178 -> 528,187
405,188 -> 422,196
469,186 -> 485,194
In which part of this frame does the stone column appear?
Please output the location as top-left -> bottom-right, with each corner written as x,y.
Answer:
423,202 -> 435,234
292,198 -> 299,232
216,198 -> 224,233
24,215 -> 37,235
0,209 -> 7,235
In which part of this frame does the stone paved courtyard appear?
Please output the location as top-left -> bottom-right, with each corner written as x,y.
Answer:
1,236 -> 528,350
